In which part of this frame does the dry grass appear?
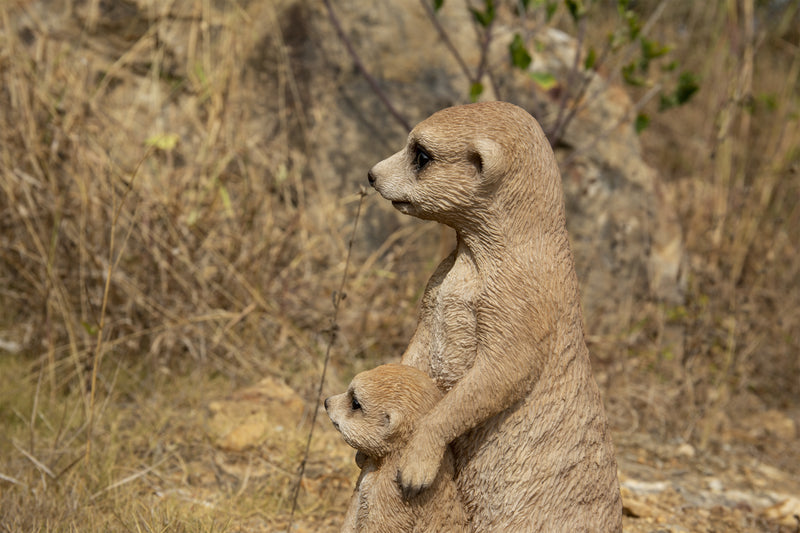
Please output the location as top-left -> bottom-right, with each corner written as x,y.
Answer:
0,0 -> 798,530
600,0 -> 800,445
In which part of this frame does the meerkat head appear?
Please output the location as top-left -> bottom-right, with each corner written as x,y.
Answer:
324,364 -> 442,459
367,101 -> 560,235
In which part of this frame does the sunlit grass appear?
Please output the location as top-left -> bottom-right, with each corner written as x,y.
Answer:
0,0 -> 797,530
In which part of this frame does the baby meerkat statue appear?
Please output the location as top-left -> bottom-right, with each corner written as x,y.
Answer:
367,101 -> 622,531
325,364 -> 469,533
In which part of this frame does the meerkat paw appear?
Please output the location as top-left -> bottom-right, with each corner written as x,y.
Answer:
396,430 -> 445,501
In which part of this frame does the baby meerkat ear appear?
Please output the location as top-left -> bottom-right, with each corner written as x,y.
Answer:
469,137 -> 503,181
383,410 -> 400,434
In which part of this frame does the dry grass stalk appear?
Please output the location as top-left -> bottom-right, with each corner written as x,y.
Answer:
0,0 -> 797,530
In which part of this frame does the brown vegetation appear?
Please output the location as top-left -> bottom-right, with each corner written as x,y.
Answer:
0,1 -> 797,531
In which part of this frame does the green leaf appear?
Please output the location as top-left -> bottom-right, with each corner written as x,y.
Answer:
621,62 -> 645,86
470,81 -> 484,102
564,0 -> 585,21
634,113 -> 650,134
470,0 -> 495,27
545,0 -> 558,21
757,92 -> 778,112
659,94 -> 675,111
509,34 -> 532,70
662,60 -> 679,72
433,0 -> 444,12
659,71 -> 699,110
624,10 -> 641,40
145,132 -> 180,151
643,38 -> 671,60
674,71 -> 699,105
639,38 -> 671,71
219,183 -> 233,215
584,46 -> 597,70
81,320 -> 98,336
529,71 -> 557,91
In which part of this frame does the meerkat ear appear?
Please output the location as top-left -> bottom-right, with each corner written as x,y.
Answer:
469,137 -> 503,181
383,411 -> 400,434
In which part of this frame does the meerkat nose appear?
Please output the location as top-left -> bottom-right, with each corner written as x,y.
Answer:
324,398 -> 330,410
367,169 -> 376,186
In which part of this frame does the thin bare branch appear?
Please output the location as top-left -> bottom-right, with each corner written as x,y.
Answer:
420,0 -> 475,82
90,457 -> 167,499
323,0 -> 412,132
13,440 -> 55,479
287,187 -> 368,530
0,472 -> 27,489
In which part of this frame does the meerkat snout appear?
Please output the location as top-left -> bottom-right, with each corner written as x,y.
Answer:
323,398 -> 338,430
367,169 -> 376,186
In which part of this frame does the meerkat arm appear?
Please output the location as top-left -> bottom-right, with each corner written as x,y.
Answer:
398,279 -> 556,498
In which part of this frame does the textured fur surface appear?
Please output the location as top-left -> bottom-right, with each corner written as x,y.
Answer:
367,102 -> 622,531
325,364 -> 469,533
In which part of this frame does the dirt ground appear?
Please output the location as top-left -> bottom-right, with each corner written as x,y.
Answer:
1,1 -> 798,531
196,373 -> 800,533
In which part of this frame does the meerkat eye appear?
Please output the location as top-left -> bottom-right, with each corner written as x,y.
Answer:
351,395 -> 362,411
413,145 -> 432,171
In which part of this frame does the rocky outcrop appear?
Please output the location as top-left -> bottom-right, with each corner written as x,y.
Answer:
299,1 -> 687,337
11,0 -> 685,341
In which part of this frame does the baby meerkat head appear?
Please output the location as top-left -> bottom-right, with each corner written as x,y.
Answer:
367,101 -> 558,233
324,364 -> 442,458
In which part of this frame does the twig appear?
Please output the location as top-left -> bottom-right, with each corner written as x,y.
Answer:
13,439 -> 55,479
473,11 -> 500,99
90,457 -> 167,499
0,472 -> 28,489
549,0 -> 670,146
85,147 -> 152,466
420,0 -> 474,83
550,36 -> 616,146
286,187 -> 368,531
421,0 -> 500,100
562,82 -> 661,167
549,17 -> 587,145
323,0 -> 411,132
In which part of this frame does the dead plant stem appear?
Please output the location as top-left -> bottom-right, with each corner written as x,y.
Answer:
287,187 -> 368,531
84,148 -> 152,466
323,0 -> 411,132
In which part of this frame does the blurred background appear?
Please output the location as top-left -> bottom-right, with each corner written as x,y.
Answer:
0,0 -> 798,531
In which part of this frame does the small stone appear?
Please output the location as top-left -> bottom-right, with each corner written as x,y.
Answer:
763,497 -> 800,527
676,442 -> 695,458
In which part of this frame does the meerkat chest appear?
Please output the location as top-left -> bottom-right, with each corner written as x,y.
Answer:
427,253 -> 480,391
358,466 -> 415,532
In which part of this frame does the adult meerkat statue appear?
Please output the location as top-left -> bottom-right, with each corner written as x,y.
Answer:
325,364 -> 469,533
367,101 -> 622,531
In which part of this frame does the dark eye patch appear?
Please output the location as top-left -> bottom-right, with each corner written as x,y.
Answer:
413,145 -> 432,171
351,395 -> 362,411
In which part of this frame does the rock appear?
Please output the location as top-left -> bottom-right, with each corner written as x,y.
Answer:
205,376 -> 308,452
751,409 -> 797,441
762,497 -> 800,527
10,0 -> 688,345
297,0 -> 686,337
676,442 -> 696,458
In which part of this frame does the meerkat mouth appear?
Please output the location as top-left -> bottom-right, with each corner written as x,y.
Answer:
392,200 -> 413,211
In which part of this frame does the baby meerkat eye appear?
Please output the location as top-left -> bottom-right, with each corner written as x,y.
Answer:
351,395 -> 362,411
413,145 -> 432,171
